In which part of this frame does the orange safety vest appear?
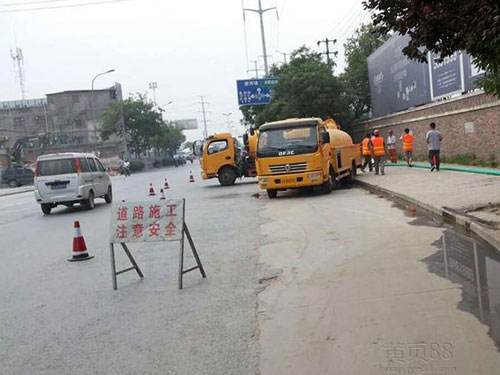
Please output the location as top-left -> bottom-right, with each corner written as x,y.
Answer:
371,136 -> 386,156
361,138 -> 371,155
403,133 -> 414,151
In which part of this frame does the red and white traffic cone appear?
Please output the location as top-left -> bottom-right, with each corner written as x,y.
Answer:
68,221 -> 94,262
189,170 -> 195,183
148,183 -> 156,196
159,188 -> 166,200
164,178 -> 170,189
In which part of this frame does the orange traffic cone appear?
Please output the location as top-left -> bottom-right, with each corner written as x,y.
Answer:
189,170 -> 195,183
159,188 -> 166,200
68,221 -> 94,262
164,178 -> 170,189
148,183 -> 156,196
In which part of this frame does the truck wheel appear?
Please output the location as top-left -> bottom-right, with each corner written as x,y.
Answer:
104,186 -> 113,203
347,161 -> 357,183
218,168 -> 236,186
8,179 -> 18,188
84,191 -> 95,210
321,170 -> 333,194
41,204 -> 52,215
267,189 -> 277,199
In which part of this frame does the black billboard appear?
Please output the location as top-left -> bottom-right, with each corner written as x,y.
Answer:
368,34 -> 431,118
429,51 -> 462,99
368,35 -> 485,118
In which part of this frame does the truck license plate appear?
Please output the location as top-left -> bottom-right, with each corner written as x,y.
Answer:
281,178 -> 295,184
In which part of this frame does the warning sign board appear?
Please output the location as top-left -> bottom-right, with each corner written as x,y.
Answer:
108,198 -> 206,290
110,199 -> 184,243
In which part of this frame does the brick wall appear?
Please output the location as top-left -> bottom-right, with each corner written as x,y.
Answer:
351,91 -> 500,161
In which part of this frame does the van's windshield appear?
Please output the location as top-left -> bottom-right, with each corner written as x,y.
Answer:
38,158 -> 77,176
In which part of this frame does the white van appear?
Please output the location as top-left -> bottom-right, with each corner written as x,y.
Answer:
34,152 -> 113,215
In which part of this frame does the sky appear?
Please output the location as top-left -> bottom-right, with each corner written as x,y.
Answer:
0,0 -> 372,140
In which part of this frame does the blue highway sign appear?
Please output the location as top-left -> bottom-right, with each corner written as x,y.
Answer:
236,78 -> 279,106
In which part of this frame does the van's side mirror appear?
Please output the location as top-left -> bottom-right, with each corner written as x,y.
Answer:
250,128 -> 255,136
242,133 -> 249,145
321,132 -> 330,144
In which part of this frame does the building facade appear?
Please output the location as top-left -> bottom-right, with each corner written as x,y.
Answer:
0,83 -> 123,169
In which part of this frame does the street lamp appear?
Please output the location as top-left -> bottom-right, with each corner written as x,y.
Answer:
159,101 -> 173,109
91,69 -> 115,153
158,101 -> 173,121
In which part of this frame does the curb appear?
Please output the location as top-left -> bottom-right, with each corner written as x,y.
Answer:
0,186 -> 34,197
356,179 -> 500,252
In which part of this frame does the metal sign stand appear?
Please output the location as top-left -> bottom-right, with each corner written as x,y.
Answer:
178,221 -> 206,289
109,221 -> 206,290
110,242 -> 144,290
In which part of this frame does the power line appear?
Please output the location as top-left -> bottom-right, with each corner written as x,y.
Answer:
0,0 -> 80,7
0,0 -> 134,13
325,2 -> 360,37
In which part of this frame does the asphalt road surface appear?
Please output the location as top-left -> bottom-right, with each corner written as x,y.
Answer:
1,163 -> 499,375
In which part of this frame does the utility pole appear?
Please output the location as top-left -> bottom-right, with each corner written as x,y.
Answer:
199,96 -> 209,138
317,38 -> 338,66
276,51 -> 288,64
243,0 -> 277,76
247,60 -> 262,78
222,112 -> 233,134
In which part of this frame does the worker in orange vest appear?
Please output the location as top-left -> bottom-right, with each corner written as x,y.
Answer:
401,128 -> 414,167
360,133 -> 373,172
369,129 -> 388,175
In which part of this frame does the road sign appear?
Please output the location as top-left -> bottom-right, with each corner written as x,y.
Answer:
236,78 -> 279,106
109,199 -> 206,290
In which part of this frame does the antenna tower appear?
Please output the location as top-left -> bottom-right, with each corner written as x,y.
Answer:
10,47 -> 26,101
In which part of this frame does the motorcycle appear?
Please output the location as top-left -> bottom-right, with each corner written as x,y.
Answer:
121,164 -> 131,176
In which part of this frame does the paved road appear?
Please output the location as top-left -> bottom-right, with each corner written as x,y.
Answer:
1,165 -> 499,375
0,164 -> 261,375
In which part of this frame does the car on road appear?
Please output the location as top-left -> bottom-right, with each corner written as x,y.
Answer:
1,166 -> 34,187
34,152 -> 113,215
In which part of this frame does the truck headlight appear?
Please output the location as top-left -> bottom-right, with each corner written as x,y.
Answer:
260,178 -> 269,184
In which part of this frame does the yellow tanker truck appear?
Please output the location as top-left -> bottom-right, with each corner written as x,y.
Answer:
255,117 -> 361,198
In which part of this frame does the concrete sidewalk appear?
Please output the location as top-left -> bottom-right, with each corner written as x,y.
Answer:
355,162 -> 500,251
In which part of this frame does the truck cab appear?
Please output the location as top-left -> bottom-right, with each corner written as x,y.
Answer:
200,133 -> 257,186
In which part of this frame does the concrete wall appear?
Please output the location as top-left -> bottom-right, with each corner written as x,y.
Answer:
351,91 -> 500,161
47,89 -> 119,147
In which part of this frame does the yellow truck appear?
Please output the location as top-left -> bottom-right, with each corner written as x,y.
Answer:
200,132 -> 258,186
256,117 -> 361,198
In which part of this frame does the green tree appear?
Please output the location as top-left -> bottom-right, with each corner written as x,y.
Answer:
363,0 -> 500,96
241,47 -> 344,127
339,24 -> 389,126
100,94 -> 163,156
149,121 -> 186,153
